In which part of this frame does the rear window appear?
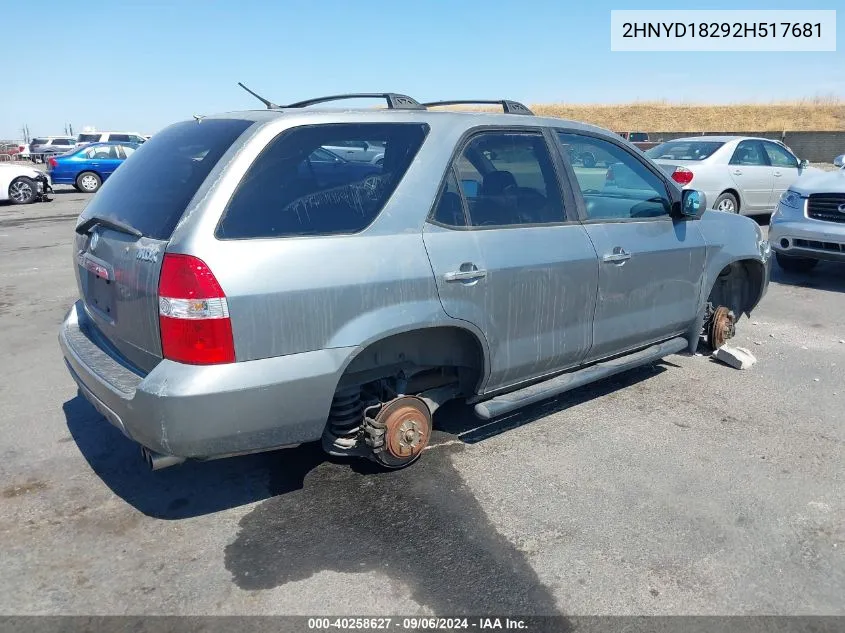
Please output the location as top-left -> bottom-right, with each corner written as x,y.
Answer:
216,123 -> 429,239
645,140 -> 725,161
78,134 -> 100,143
79,118 -> 252,240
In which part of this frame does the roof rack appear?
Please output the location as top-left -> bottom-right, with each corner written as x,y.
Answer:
421,100 -> 534,115
285,93 -> 426,110
237,83 -> 425,111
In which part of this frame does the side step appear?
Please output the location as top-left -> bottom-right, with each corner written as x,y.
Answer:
474,336 -> 688,420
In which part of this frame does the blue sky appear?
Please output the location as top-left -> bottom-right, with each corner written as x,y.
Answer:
2,0 -> 842,139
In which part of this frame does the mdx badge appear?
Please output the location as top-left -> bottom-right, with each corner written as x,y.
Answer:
136,246 -> 159,263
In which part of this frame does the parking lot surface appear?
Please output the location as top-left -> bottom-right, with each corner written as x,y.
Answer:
1,189 -> 843,616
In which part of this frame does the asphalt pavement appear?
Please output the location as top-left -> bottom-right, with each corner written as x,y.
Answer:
0,189 -> 843,616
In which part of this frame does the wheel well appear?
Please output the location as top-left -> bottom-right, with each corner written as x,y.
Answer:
337,327 -> 485,396
716,188 -> 741,211
707,259 -> 765,318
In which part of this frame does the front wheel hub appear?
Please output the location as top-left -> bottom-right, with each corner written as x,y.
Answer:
708,305 -> 736,349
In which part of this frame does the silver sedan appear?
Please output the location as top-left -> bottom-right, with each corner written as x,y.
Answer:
643,136 -> 815,216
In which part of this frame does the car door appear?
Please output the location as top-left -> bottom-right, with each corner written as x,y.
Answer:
762,140 -> 801,206
423,129 -> 599,391
555,131 -> 707,362
87,144 -> 122,179
727,140 -> 773,213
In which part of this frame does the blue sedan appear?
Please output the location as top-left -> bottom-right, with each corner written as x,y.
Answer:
47,142 -> 139,193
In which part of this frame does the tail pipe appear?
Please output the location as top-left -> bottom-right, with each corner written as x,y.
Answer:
141,446 -> 186,471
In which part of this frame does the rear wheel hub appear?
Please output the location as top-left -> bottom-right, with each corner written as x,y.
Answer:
367,396 -> 432,469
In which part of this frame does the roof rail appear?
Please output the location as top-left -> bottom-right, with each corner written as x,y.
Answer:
422,100 -> 534,115
284,93 -> 426,110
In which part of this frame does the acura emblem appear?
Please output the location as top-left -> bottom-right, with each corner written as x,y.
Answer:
838,203 -> 845,213
89,229 -> 100,251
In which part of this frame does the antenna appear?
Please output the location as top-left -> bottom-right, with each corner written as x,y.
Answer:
237,82 -> 280,109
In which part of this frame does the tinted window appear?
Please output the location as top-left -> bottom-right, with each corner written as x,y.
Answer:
109,134 -> 131,142
78,134 -> 100,143
31,138 -> 47,145
79,118 -> 252,240
119,145 -> 137,158
85,145 -> 118,159
432,169 -> 467,227
558,132 -> 671,220
645,140 -> 725,161
729,140 -> 768,166
628,133 -> 648,142
217,123 -> 429,239
309,148 -> 340,163
763,141 -> 799,168
53,138 -> 74,146
455,132 -> 564,227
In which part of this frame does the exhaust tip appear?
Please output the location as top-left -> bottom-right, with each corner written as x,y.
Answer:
140,446 -> 186,471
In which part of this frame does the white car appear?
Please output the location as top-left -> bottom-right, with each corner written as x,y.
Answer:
0,163 -> 51,204
76,131 -> 148,146
643,136 -> 818,216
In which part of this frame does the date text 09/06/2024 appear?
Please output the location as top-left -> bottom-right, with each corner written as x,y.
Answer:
307,617 -> 529,630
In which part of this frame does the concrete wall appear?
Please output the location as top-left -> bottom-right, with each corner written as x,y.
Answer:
644,131 -> 845,163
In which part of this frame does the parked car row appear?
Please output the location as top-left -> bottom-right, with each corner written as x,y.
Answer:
12,131 -> 149,163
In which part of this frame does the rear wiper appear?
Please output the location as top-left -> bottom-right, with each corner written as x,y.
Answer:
75,216 -> 143,238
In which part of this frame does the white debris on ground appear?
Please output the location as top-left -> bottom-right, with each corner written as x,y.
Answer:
712,345 -> 758,370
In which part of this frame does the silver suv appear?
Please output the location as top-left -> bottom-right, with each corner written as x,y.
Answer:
59,90 -> 772,471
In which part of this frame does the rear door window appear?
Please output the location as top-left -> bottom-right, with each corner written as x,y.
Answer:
729,140 -> 769,166
216,123 -> 430,239
109,133 -> 131,142
78,118 -> 253,240
454,132 -> 565,227
78,134 -> 100,143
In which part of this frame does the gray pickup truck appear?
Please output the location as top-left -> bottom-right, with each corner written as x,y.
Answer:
59,91 -> 771,472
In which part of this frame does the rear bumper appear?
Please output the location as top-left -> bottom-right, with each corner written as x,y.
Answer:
59,300 -> 355,458
769,213 -> 845,263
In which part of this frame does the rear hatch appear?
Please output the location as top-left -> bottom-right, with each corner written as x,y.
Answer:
72,118 -> 253,373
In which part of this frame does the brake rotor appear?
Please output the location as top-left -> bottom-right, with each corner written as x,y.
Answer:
373,396 -> 432,468
708,306 -> 736,349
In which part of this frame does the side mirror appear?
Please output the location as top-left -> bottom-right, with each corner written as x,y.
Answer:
799,158 -> 809,169
834,154 -> 845,168
680,189 -> 706,219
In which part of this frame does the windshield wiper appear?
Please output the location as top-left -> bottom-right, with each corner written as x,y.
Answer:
75,216 -> 143,238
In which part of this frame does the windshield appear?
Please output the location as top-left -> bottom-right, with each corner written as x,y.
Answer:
79,118 -> 253,240
645,140 -> 725,161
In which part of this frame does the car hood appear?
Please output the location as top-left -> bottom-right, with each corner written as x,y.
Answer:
790,168 -> 845,195
0,163 -> 41,179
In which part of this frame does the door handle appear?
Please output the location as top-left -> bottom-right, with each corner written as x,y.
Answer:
732,169 -> 743,175
444,267 -> 487,282
773,171 -> 782,177
602,248 -> 631,264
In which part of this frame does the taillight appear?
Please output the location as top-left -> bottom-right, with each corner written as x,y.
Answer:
671,166 -> 694,186
48,157 -> 57,169
158,254 -> 235,365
